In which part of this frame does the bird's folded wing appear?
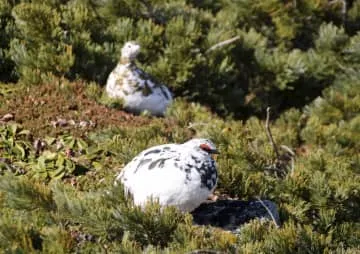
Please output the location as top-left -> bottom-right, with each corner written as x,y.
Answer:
116,144 -> 180,181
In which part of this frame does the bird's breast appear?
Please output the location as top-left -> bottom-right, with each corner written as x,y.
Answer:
179,153 -> 217,191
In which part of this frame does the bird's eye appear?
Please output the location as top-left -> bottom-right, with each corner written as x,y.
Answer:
128,45 -> 131,48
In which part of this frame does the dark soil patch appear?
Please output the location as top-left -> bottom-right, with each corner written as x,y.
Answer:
0,80 -> 152,138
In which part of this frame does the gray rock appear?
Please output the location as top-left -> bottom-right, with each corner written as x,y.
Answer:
191,199 -> 280,232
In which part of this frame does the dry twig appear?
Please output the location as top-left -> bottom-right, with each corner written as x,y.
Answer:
265,107 -> 280,159
206,36 -> 240,53
187,122 -> 209,129
263,108 -> 297,177
328,0 -> 347,24
257,198 -> 281,228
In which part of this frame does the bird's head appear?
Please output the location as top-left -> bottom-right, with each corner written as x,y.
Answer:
121,41 -> 140,62
183,138 -> 219,155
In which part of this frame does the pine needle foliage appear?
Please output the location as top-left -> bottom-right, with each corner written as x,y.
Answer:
0,175 -> 55,212
1,0 -> 360,252
0,90 -> 359,251
2,0 -> 360,116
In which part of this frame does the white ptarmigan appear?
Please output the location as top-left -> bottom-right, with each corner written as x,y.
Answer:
105,41 -> 173,116
115,138 -> 219,212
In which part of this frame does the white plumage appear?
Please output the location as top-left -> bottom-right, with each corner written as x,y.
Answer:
115,138 -> 219,212
105,41 -> 173,116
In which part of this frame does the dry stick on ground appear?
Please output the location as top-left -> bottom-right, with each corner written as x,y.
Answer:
206,36 -> 240,53
257,198 -> 281,228
265,107 -> 280,159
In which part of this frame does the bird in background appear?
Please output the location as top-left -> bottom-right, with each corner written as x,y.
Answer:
105,41 -> 173,116
115,138 -> 219,212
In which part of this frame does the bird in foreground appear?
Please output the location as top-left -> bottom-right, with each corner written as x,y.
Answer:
115,138 -> 219,212
105,41 -> 173,116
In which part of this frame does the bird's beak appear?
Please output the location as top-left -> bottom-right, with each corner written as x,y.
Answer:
211,149 -> 219,154
210,149 -> 219,160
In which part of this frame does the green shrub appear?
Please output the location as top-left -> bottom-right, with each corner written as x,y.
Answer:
1,0 -> 360,252
2,0 -> 360,116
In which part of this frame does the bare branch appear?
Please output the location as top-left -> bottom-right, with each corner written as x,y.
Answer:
265,107 -> 280,159
206,36 -> 240,53
328,0 -> 347,24
257,198 -> 281,228
280,145 -> 295,156
187,122 -> 209,129
341,0 -> 347,24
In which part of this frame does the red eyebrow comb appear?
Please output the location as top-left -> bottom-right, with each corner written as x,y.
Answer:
200,143 -> 211,151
